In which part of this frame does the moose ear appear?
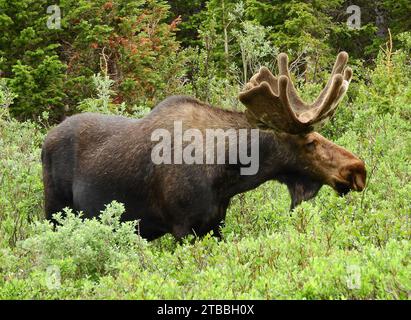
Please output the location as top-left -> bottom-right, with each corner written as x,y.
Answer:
278,173 -> 323,210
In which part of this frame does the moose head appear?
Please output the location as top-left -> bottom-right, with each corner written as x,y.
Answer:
239,52 -> 366,208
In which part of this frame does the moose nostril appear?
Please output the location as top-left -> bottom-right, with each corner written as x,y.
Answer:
349,165 -> 366,191
352,171 -> 365,191
340,162 -> 366,192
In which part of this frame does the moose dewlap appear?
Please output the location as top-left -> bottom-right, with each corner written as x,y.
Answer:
42,52 -> 366,241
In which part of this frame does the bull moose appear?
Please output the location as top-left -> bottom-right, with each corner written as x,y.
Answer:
42,52 -> 366,241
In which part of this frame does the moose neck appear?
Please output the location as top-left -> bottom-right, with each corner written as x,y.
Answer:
216,111 -> 322,208
220,119 -> 298,198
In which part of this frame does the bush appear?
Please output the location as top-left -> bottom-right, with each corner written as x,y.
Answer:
0,105 -> 44,248
0,201 -> 151,299
20,202 -> 147,279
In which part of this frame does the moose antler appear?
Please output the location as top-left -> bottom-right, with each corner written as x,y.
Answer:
239,52 -> 353,134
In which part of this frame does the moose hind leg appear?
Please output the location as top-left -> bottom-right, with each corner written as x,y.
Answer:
172,224 -> 192,242
42,147 -> 74,222
43,164 -> 73,222
44,178 -> 73,222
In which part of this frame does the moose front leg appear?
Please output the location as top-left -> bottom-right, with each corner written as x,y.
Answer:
169,197 -> 230,242
171,222 -> 224,242
211,222 -> 224,240
171,223 -> 193,242
206,200 -> 229,240
211,199 -> 229,240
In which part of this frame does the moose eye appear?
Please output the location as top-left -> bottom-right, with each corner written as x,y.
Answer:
305,140 -> 317,150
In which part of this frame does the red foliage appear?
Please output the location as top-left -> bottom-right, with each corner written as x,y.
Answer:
169,15 -> 182,31
63,1 -> 183,110
112,94 -> 123,104
139,37 -> 150,45
103,2 -> 113,11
